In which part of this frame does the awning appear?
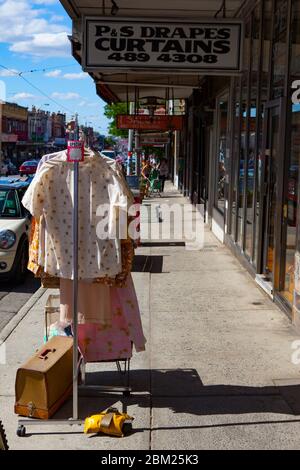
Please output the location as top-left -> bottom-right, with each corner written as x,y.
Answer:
60,0 -> 246,103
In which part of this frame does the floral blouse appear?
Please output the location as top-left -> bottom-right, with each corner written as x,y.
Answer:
22,153 -> 129,280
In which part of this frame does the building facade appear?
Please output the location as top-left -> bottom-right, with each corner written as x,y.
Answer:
179,0 -> 300,325
52,112 -> 67,147
28,107 -> 52,143
0,101 -> 28,162
60,0 -> 300,326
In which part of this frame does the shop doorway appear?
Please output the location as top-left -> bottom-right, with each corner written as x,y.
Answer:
258,99 -> 285,295
211,91 -> 230,242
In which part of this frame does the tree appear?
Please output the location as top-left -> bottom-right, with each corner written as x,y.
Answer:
104,102 -> 128,138
104,136 -> 116,148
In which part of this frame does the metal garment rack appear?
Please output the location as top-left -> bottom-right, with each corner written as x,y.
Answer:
17,158 -> 131,437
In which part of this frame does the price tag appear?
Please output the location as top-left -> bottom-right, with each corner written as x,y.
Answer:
67,141 -> 84,162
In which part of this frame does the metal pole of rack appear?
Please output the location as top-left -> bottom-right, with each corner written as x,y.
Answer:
72,114 -> 79,420
72,160 -> 79,420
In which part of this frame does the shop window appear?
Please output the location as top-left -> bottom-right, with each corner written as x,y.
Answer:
281,0 -> 300,304
254,0 -> 273,266
215,95 -> 229,215
237,74 -> 248,247
245,5 -> 262,260
271,0 -> 288,99
230,78 -> 241,239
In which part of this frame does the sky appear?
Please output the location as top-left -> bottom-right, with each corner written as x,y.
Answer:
0,0 -> 109,134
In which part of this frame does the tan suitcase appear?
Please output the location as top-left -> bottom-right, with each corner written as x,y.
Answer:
15,336 -> 73,419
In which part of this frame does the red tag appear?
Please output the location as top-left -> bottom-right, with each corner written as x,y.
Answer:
67,141 -> 84,162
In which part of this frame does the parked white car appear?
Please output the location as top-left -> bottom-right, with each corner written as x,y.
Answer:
0,177 -> 32,282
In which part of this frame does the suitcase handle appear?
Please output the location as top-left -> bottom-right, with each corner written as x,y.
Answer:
39,348 -> 56,360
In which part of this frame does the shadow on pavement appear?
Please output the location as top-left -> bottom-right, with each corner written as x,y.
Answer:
0,272 -> 40,295
57,368 -> 300,417
20,368 -> 300,437
132,255 -> 164,273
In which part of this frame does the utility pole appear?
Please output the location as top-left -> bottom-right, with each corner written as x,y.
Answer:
127,102 -> 134,176
74,113 -> 79,140
135,130 -> 141,176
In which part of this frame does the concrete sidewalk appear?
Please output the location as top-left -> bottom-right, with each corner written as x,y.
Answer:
1,183 -> 300,450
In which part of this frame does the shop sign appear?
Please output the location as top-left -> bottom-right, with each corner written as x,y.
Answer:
67,141 -> 84,162
117,115 -> 183,131
83,17 -> 243,73
140,133 -> 170,145
1,133 -> 18,143
55,137 -> 67,145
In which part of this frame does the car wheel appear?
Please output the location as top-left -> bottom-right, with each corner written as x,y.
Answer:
11,239 -> 28,284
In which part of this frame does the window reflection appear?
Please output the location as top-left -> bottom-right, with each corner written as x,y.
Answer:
215,97 -> 229,214
281,0 -> 300,304
245,5 -> 261,259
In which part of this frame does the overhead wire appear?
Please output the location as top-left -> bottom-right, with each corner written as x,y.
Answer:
19,64 -> 76,75
214,0 -> 226,18
0,63 -> 105,126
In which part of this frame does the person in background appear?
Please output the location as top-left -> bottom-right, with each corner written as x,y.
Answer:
158,158 -> 169,192
141,156 -> 152,197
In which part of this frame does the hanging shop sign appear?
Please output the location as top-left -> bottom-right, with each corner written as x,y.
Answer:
117,115 -> 184,131
67,141 -> 84,162
83,17 -> 243,74
140,133 -> 170,145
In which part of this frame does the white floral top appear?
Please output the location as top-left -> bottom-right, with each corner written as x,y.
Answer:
22,152 -> 128,280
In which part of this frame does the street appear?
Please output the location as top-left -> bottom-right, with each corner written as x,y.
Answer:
1,185 -> 300,450
1,0 -> 300,455
0,273 -> 40,332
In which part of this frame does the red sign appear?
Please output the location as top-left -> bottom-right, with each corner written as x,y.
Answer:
140,133 -> 170,145
117,115 -> 184,131
67,141 -> 84,162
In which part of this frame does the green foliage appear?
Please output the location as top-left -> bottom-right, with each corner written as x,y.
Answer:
104,102 -> 128,137
104,136 -> 116,148
143,146 -> 165,158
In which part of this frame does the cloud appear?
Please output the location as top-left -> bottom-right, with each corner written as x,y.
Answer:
50,14 -> 65,22
63,72 -> 88,80
10,32 -> 71,57
0,0 -> 70,57
0,68 -> 19,77
52,92 -> 80,100
45,71 -> 88,80
32,0 -> 58,4
11,92 -> 35,99
45,69 -> 62,77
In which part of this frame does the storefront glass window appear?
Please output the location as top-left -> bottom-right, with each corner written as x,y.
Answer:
237,74 -> 248,247
281,0 -> 300,304
230,78 -> 241,238
237,20 -> 252,248
245,6 -> 262,259
215,95 -> 229,214
271,0 -> 288,99
254,0 -> 273,266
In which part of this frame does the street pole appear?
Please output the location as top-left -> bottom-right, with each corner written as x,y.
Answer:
127,102 -> 134,176
72,111 -> 79,420
135,130 -> 141,176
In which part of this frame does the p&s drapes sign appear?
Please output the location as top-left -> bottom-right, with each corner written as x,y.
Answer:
83,18 -> 243,74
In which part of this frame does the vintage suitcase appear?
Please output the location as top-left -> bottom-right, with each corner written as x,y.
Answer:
15,336 -> 73,419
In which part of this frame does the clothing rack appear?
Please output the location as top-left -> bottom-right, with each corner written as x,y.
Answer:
17,154 -> 131,437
